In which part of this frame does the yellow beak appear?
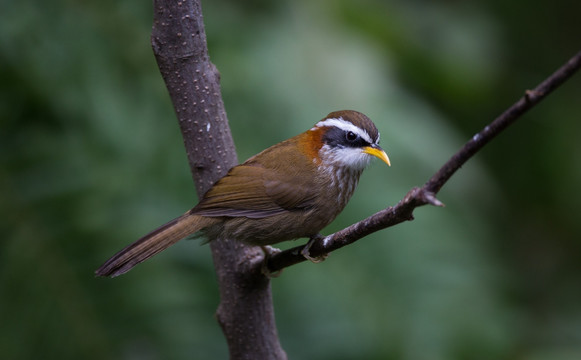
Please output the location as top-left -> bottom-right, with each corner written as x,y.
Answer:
363,146 -> 391,166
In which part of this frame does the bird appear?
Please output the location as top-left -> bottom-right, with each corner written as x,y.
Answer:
96,110 -> 390,277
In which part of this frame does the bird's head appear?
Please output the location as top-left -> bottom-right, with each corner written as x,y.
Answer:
304,110 -> 390,171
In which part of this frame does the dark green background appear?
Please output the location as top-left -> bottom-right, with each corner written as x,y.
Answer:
2,0 -> 580,359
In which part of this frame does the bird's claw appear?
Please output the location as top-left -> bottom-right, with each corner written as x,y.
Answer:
301,235 -> 329,263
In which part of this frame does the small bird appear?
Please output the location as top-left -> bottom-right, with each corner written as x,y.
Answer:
96,110 -> 390,277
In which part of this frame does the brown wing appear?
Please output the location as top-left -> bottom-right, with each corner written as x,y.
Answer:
190,163 -> 318,219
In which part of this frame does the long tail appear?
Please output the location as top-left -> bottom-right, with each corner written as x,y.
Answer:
95,213 -> 213,277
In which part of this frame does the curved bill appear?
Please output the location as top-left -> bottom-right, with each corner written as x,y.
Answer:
362,145 -> 391,166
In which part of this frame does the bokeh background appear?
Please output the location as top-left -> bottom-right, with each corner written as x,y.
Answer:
2,0 -> 580,359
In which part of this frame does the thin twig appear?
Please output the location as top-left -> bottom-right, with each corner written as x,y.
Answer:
266,50 -> 581,273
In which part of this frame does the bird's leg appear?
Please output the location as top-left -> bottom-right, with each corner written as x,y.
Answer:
260,245 -> 284,278
301,233 -> 330,263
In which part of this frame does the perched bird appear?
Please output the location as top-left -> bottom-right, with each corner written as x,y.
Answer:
96,110 -> 390,277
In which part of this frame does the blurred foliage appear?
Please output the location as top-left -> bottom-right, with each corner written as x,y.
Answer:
1,0 -> 580,359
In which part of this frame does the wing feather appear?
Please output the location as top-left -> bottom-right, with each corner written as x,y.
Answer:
191,163 -> 317,219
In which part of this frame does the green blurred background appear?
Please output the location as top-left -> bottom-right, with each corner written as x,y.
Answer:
2,0 -> 580,359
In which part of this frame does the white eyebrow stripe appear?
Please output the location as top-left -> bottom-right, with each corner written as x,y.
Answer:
313,117 -> 375,144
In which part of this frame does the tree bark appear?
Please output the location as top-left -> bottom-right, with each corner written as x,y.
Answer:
151,1 -> 286,359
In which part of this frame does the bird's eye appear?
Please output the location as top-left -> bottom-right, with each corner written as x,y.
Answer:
346,131 -> 358,142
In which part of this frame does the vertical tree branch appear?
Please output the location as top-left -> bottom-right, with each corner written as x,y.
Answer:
151,1 -> 286,359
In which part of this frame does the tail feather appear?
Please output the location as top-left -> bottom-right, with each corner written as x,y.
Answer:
95,213 -> 210,277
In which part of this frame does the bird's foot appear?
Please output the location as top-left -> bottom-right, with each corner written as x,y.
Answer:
260,245 -> 284,278
301,234 -> 329,263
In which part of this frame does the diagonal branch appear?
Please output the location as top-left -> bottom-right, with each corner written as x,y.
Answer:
266,50 -> 581,273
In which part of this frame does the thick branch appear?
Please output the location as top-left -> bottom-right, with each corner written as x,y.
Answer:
266,50 -> 581,273
152,1 -> 286,359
